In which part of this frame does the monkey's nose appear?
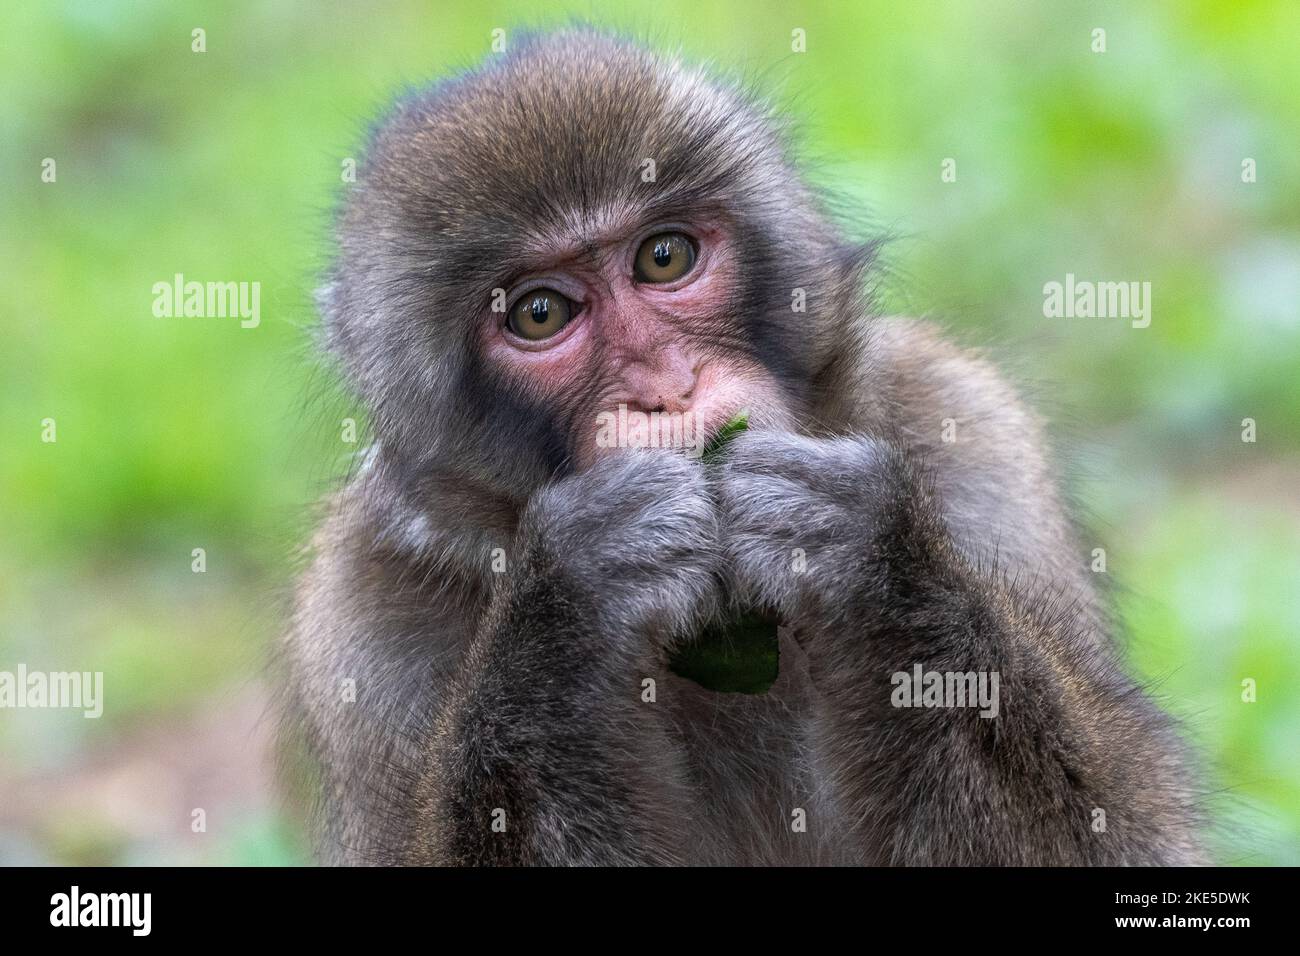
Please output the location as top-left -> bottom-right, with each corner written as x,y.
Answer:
650,383 -> 695,415
635,381 -> 696,416
623,352 -> 699,415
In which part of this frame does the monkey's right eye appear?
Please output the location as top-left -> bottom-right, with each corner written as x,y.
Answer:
507,289 -> 573,341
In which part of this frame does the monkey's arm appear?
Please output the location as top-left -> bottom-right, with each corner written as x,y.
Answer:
409,451 -> 719,865
719,329 -> 1201,865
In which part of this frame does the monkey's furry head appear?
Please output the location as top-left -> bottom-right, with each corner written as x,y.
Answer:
322,29 -> 874,501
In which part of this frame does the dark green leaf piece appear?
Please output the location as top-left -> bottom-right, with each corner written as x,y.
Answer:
668,607 -> 780,694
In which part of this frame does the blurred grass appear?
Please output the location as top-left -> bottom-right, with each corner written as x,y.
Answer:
0,0 -> 1297,864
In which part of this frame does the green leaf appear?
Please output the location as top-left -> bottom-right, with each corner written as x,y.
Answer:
701,410 -> 749,463
668,607 -> 780,694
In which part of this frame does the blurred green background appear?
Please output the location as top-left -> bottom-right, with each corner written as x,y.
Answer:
1,0 -> 1296,865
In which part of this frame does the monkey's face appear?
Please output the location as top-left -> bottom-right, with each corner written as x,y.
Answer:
480,214 -> 795,469
328,31 -> 868,495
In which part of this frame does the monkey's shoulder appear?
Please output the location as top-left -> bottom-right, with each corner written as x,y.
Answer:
845,317 -> 1082,578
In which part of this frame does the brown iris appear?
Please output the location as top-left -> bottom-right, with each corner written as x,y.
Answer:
634,232 -> 696,284
507,289 -> 572,341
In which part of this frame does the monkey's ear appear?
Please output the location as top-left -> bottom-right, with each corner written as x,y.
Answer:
838,239 -> 881,287
827,240 -> 881,318
314,280 -> 346,353
315,278 -> 362,364
314,280 -> 338,322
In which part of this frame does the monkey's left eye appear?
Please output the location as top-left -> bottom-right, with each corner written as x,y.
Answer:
507,289 -> 573,341
634,232 -> 697,284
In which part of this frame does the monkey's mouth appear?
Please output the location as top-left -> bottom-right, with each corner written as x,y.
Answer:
667,606 -> 780,694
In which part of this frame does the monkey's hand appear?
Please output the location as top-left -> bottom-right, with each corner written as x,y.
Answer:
713,429 -> 899,630
522,448 -> 722,646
